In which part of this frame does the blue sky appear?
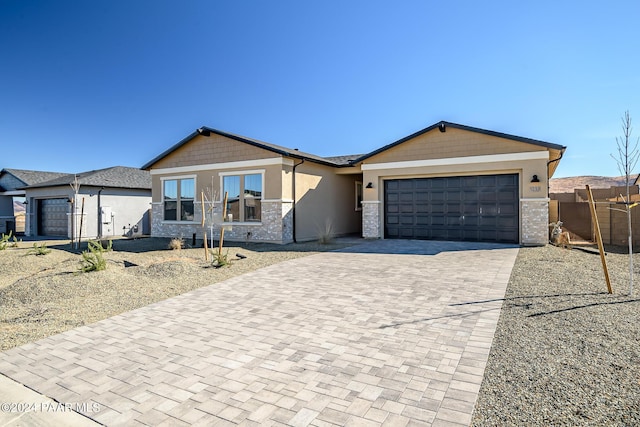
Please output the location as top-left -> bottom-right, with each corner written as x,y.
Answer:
1,1 -> 639,178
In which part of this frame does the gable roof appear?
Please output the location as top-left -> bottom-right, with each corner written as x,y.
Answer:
142,120 -> 566,173
23,166 -> 151,190
142,127 -> 358,169
353,121 -> 566,163
1,168 -> 69,190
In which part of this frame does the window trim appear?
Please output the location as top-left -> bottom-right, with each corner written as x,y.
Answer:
355,181 -> 363,211
160,175 -> 198,223
219,170 -> 265,224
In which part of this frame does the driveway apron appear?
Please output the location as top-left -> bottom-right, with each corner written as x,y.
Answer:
0,240 -> 518,426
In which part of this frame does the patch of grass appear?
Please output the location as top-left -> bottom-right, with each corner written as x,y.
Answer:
25,242 -> 51,256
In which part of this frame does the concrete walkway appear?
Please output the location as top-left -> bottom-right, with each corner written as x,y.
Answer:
0,240 -> 518,426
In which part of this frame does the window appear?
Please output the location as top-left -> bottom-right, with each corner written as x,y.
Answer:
222,173 -> 262,222
163,178 -> 195,221
355,181 -> 363,211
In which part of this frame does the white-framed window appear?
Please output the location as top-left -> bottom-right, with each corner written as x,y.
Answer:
220,171 -> 264,223
162,176 -> 196,222
355,181 -> 363,211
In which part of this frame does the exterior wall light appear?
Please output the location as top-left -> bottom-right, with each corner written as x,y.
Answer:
366,182 -> 374,189
531,175 -> 540,183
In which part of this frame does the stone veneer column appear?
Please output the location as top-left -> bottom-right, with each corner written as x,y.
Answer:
521,199 -> 549,245
362,201 -> 381,239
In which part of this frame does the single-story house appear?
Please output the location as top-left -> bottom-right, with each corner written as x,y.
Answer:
0,168 -> 68,235
142,121 -> 565,245
0,167 -> 151,239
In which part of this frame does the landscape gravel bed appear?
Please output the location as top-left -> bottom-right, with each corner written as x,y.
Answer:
0,237 -> 355,351
472,244 -> 640,426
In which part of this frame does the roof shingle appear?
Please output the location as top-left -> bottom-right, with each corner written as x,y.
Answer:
21,166 -> 150,190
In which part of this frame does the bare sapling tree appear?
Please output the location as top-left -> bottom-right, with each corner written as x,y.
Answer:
611,111 -> 640,295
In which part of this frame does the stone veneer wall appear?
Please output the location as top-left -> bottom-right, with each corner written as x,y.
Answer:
362,201 -> 381,239
152,201 -> 293,243
521,199 -> 549,246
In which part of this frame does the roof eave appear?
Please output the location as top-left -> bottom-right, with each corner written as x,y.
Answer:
143,126 -> 347,169
355,121 -> 566,163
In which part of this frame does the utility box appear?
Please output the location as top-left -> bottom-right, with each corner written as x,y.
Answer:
101,206 -> 112,224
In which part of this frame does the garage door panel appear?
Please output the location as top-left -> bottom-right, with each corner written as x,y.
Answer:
431,215 -> 445,226
431,191 -> 445,201
497,230 -> 517,241
416,191 -> 429,202
498,203 -> 517,215
498,215 -> 518,228
479,191 -> 497,202
446,177 -> 462,189
446,215 -> 462,226
398,180 -> 413,190
384,175 -> 519,243
498,174 -> 518,186
399,192 -> 413,203
498,190 -> 517,201
447,191 -> 462,202
464,215 -> 479,226
463,204 -> 478,214
399,215 -> 414,225
387,181 -> 400,191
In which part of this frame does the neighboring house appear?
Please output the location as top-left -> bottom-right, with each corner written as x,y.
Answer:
0,167 -> 151,239
0,168 -> 68,235
143,121 -> 566,246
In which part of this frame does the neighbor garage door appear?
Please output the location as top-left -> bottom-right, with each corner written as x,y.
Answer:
38,198 -> 68,236
384,174 -> 519,243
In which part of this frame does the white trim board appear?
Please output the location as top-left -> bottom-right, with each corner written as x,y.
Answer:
150,158 -> 292,175
361,151 -> 549,171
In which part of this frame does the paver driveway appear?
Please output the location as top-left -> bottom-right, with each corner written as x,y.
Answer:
0,240 -> 518,426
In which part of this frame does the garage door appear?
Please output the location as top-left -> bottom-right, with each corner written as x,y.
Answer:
384,174 -> 519,243
38,198 -> 68,236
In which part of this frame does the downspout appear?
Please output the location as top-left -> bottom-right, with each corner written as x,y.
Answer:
292,159 -> 305,243
97,187 -> 104,239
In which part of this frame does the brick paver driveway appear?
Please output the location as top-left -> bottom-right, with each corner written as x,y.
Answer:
0,240 -> 518,426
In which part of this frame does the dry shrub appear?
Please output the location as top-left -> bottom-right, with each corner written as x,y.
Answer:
168,238 -> 184,251
317,219 -> 334,245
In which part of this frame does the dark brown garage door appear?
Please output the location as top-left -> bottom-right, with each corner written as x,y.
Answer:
384,174 -> 519,243
38,198 -> 68,236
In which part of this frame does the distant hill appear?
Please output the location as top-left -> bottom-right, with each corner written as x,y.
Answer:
550,175 -> 638,194
13,201 -> 25,214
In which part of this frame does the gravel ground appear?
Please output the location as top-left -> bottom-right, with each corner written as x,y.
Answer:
472,244 -> 640,426
0,237 -> 356,351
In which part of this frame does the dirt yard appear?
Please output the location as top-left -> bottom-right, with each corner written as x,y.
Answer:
0,237 -> 355,351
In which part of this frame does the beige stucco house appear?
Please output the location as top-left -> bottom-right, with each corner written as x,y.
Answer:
142,121 -> 565,245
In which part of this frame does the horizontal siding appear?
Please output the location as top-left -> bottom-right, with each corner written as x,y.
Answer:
366,127 -> 547,164
152,134 -> 277,169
